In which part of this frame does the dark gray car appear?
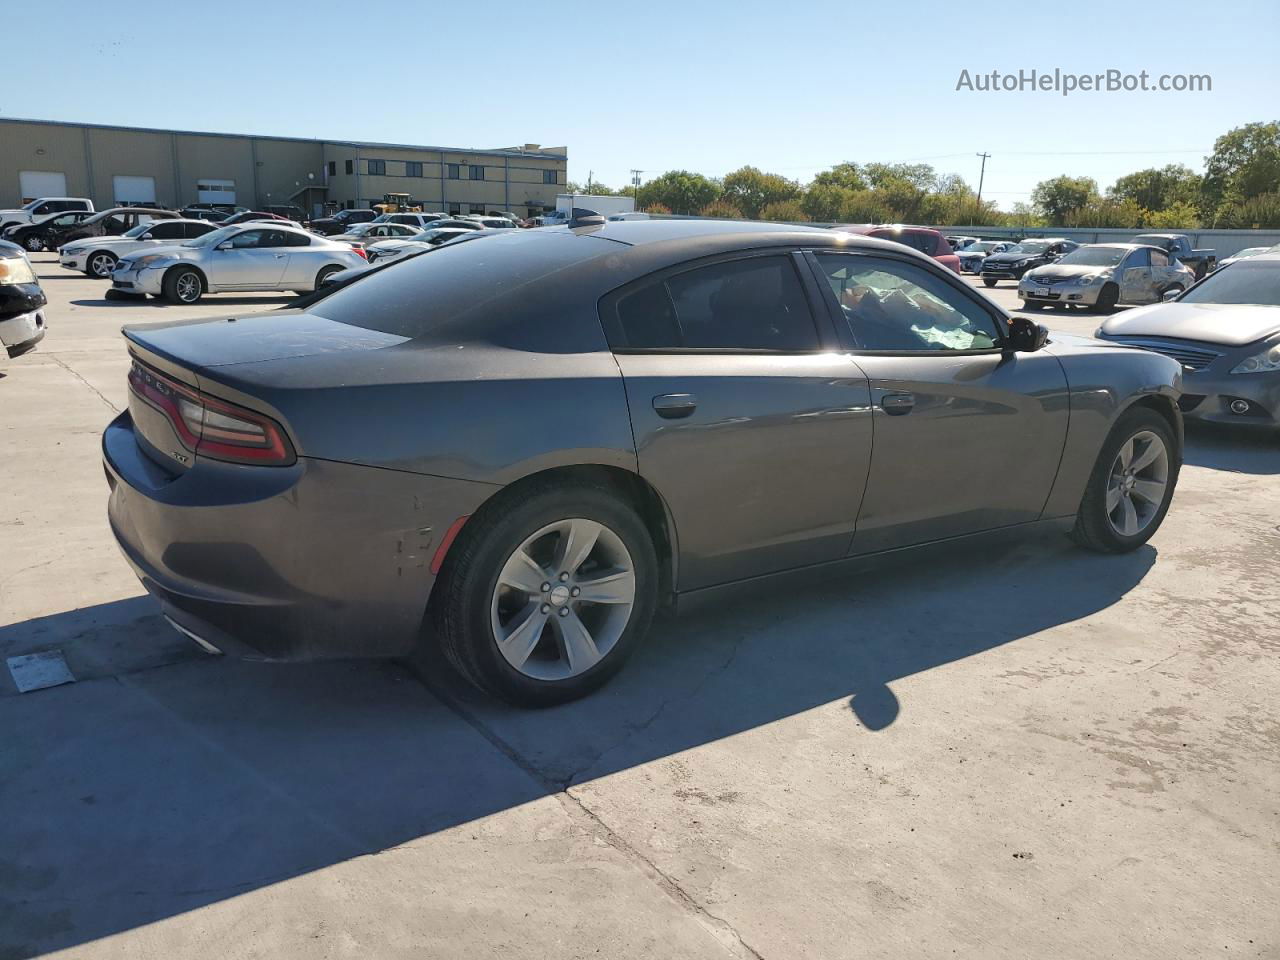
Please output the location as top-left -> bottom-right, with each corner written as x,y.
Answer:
104,221 -> 1184,706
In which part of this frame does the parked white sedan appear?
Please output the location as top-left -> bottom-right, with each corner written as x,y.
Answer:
110,223 -> 367,304
60,219 -> 220,278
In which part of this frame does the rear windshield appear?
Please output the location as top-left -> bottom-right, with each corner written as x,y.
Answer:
311,230 -> 612,338
1180,259 -> 1280,306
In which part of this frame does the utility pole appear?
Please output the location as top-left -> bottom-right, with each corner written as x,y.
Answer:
630,168 -> 644,205
975,152 -> 991,211
587,169 -> 593,194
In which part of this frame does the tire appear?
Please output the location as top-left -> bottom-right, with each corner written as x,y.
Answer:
314,265 -> 343,290
23,234 -> 45,252
431,479 -> 658,707
1091,282 -> 1119,313
1070,407 -> 1179,553
87,251 -> 118,278
1020,299 -> 1043,310
982,277 -> 998,288
163,267 -> 204,304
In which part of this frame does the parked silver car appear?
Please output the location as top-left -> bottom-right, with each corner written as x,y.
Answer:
109,223 -> 366,304
331,222 -> 421,250
60,219 -> 219,277
1098,253 -> 1280,429
956,240 -> 1012,274
1019,243 -> 1195,312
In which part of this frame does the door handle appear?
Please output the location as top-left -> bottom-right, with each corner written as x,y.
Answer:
652,393 -> 697,419
274,253 -> 287,258
880,392 -> 915,415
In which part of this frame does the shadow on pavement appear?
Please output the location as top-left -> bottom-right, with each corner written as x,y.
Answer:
1182,423 -> 1279,475
0,530 -> 1154,958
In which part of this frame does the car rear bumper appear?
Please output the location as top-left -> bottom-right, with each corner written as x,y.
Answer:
103,410 -> 498,660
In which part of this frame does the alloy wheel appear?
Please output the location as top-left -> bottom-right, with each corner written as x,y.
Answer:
490,518 -> 636,681
24,235 -> 45,252
90,253 -> 115,277
175,272 -> 201,302
1105,430 -> 1169,537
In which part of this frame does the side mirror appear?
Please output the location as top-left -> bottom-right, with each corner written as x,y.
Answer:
216,241 -> 233,250
1162,288 -> 1181,302
141,233 -> 154,240
1006,315 -> 1049,353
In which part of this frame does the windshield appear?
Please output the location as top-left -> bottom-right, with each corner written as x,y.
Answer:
1180,259 -> 1280,306
1229,247 -> 1270,260
1007,241 -> 1051,255
964,242 -> 1002,253
183,225 -> 238,248
1056,247 -> 1127,267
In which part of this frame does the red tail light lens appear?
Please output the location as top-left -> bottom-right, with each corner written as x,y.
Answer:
351,246 -> 368,260
128,357 -> 295,466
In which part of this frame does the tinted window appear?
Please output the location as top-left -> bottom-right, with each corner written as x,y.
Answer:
284,231 -> 312,246
313,231 -> 608,339
814,253 -> 1001,352
230,230 -> 270,248
406,161 -> 423,177
185,222 -> 216,238
1150,249 -> 1170,267
615,256 -> 819,352
148,222 -> 187,240
874,230 -> 934,255
1125,249 -> 1151,268
103,216 -> 127,233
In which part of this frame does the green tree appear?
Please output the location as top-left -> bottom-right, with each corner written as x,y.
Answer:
811,162 -> 868,192
721,166 -> 801,219
837,189 -> 897,225
1145,200 -> 1200,229
758,199 -> 809,222
565,181 -> 619,196
635,170 -> 721,215
1203,122 -> 1280,222
861,162 -> 938,222
1108,164 -> 1200,212
801,183 -> 855,222
1031,175 -> 1098,225
1065,197 -> 1145,228
700,199 -> 744,219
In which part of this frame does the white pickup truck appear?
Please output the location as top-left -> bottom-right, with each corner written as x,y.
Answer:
0,197 -> 95,231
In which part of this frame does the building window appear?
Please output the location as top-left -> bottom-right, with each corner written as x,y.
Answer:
447,163 -> 461,180
469,164 -> 485,180
327,161 -> 336,176
406,161 -> 422,177
448,203 -> 461,215
345,160 -> 353,175
469,203 -> 487,215
543,169 -> 558,185
368,159 -> 386,176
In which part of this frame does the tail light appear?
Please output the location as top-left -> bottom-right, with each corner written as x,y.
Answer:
128,357 -> 295,466
351,246 -> 368,260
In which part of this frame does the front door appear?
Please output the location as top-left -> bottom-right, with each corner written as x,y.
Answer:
208,228 -> 291,288
806,250 -> 1071,555
1118,248 -> 1156,303
603,251 -> 874,590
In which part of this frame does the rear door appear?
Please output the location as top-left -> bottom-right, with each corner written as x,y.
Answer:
806,250 -> 1070,554
602,250 -> 874,591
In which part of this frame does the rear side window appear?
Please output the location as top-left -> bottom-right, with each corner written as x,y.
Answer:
148,222 -> 187,240
614,255 -> 820,352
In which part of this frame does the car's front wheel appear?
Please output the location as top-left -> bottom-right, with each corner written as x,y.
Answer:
86,251 -> 118,278
1071,407 -> 1179,553
982,277 -> 998,288
163,267 -> 204,304
433,480 -> 658,707
23,234 -> 45,252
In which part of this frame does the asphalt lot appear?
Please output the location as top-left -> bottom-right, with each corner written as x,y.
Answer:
2,253 -> 1278,959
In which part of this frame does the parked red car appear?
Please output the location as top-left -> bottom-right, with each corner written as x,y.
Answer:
832,224 -> 961,273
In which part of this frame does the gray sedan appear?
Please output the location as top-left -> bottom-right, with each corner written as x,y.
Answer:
1020,243 -> 1195,312
109,223 -> 367,303
103,220 -> 1183,706
1098,253 -> 1280,428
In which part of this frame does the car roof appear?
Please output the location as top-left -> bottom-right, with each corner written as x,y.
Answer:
576,217 -> 831,246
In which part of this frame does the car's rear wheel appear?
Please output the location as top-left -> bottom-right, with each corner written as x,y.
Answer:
432,480 -> 658,707
23,234 -> 45,252
982,277 -> 998,288
163,267 -> 204,304
314,265 -> 343,290
87,251 -> 117,278
1071,407 -> 1178,553
1091,282 -> 1120,313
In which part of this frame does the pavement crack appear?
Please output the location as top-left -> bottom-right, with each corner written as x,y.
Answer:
418,664 -> 763,960
47,354 -> 119,413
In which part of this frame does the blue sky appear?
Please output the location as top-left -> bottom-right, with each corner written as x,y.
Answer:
7,0 -> 1278,207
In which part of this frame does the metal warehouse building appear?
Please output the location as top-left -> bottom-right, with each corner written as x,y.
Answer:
0,117 -> 568,220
